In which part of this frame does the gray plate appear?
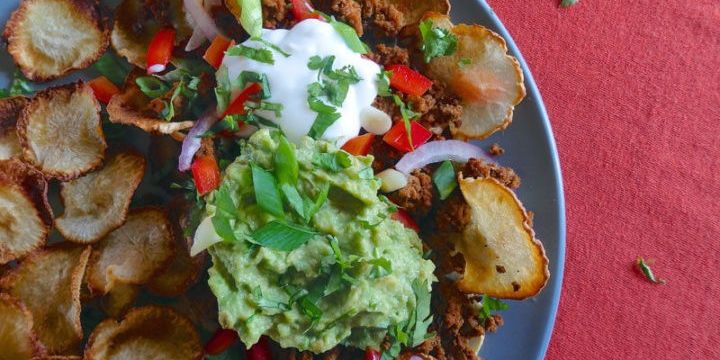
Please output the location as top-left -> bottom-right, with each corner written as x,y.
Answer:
0,0 -> 565,359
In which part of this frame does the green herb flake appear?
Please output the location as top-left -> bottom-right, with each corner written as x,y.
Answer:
419,19 -> 458,63
636,257 -> 667,284
251,163 -> 285,217
274,135 -> 299,185
304,183 -> 330,222
250,220 -> 318,251
93,52 -> 130,86
377,70 -> 393,97
432,161 -> 457,200
392,95 -> 419,150
312,152 -> 352,172
251,36 -> 290,57
135,77 -> 170,98
478,295 -> 509,320
308,112 -> 342,139
560,0 -> 579,8
227,45 -> 275,64
458,58 -> 472,69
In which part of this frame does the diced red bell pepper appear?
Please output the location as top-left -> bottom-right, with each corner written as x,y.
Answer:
364,348 -> 381,360
146,28 -> 176,74
223,82 -> 263,117
382,121 -> 432,153
204,35 -> 234,69
392,209 -> 419,232
204,329 -> 239,356
291,0 -> 323,21
385,64 -> 433,97
88,76 -> 120,104
191,155 -> 221,196
245,336 -> 272,360
342,133 -> 375,156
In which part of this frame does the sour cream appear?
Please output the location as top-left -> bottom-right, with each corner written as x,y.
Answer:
221,19 -> 381,146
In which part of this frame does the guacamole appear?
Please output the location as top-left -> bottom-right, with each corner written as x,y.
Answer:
202,129 -> 436,353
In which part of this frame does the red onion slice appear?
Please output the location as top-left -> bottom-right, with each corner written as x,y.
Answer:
178,111 -> 217,171
184,0 -> 221,51
394,140 -> 493,175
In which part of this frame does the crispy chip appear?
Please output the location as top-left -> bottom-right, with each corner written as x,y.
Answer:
0,245 -> 91,354
55,152 -> 146,244
424,13 -> 526,140
148,221 -> 206,296
107,72 -> 194,136
85,305 -> 203,360
452,176 -> 549,299
86,208 -> 175,295
388,0 -> 450,29
0,293 -> 44,359
0,96 -> 29,160
111,0 -> 191,68
32,357 -> 82,360
101,283 -> 140,319
3,0 -> 109,81
0,159 -> 52,264
17,82 -> 106,180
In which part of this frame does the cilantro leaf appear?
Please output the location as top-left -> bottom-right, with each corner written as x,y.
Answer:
251,36 -> 290,57
560,0 -> 578,8
410,279 -> 434,346
432,161 -> 457,200
312,152 -> 352,172
308,112 -> 342,139
478,295 -> 509,320
93,52 -> 130,86
227,45 -> 275,64
377,70 -> 393,97
303,182 -> 330,222
392,95 -> 419,150
250,220 -> 318,251
636,257 -> 667,284
135,77 -> 171,98
419,19 -> 458,63
251,163 -> 285,217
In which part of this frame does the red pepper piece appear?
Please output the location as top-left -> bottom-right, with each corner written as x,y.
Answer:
204,35 -> 234,69
87,76 -> 119,104
245,336 -> 272,360
204,329 -> 239,356
191,155 -> 221,196
223,82 -> 263,117
146,28 -> 176,74
291,0 -> 323,21
392,209 -> 420,232
342,133 -> 375,156
382,121 -> 433,153
385,64 -> 433,97
364,348 -> 381,360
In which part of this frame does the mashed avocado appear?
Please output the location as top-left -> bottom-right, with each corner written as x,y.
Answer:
202,129 -> 435,353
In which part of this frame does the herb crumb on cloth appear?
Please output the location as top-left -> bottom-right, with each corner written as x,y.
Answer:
636,257 -> 667,285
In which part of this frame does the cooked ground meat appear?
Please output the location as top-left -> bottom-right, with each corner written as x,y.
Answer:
411,83 -> 463,138
262,0 -> 291,29
488,143 -> 505,156
328,0 -> 364,34
370,135 -> 403,171
461,158 -> 521,189
389,169 -> 434,214
434,192 -> 472,233
371,44 -> 410,66
367,0 -> 404,37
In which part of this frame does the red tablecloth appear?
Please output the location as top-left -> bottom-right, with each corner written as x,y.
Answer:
487,0 -> 720,358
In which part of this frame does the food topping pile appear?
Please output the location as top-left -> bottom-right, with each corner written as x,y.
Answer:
0,0 -> 549,359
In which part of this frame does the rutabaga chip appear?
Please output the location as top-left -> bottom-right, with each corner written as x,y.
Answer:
55,152 -> 146,244
86,208 -> 175,295
0,244 -> 91,354
423,13 -> 526,140
0,293 -> 44,359
0,96 -> 29,160
3,0 -> 109,81
453,176 -> 549,299
387,0 -> 450,29
85,305 -> 203,360
100,283 -> 140,319
0,159 -> 52,264
17,82 -> 106,180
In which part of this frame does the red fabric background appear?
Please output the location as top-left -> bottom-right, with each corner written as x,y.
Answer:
486,0 -> 720,358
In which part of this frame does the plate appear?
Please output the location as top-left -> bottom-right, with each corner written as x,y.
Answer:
0,1 -> 565,359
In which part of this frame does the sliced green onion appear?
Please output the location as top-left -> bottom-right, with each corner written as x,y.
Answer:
250,220 -> 318,251
251,163 -> 285,217
432,161 -> 457,200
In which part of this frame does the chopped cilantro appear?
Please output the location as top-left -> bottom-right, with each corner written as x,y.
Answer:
432,161 -> 458,200
381,279 -> 434,359
636,257 -> 667,284
560,0 -> 578,8
93,52 -> 130,86
377,70 -> 393,97
251,36 -> 290,57
419,19 -> 458,63
458,58 -> 472,68
250,220 -> 318,251
392,95 -> 419,150
251,163 -> 285,217
312,151 -> 352,172
478,295 -> 509,320
227,45 -> 275,64
135,77 -> 171,98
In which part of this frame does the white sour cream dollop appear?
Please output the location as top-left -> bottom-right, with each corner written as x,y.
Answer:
221,19 -> 381,146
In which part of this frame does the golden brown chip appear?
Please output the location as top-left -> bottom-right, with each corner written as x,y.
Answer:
388,0 -> 450,29
106,72 -> 194,136
100,283 -> 140,319
451,176 -> 548,299
111,0 -> 192,68
3,0 -> 109,81
32,357 -> 82,360
0,159 -> 52,264
85,305 -> 203,360
86,208 -> 175,295
424,13 -> 526,140
17,82 -> 106,180
0,293 -> 44,359
55,152 -> 146,244
0,244 -> 91,354
0,96 -> 29,160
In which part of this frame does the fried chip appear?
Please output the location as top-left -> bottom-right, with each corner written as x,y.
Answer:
0,245 -> 91,354
388,0 -> 450,29
452,176 -> 548,299
0,96 -> 29,160
85,305 -> 203,360
106,73 -> 194,136
0,159 -> 52,264
101,283 -> 140,319
17,82 -> 106,180
111,0 -> 191,68
3,0 -> 109,81
86,208 -> 175,295
55,152 -> 146,244
424,13 -> 526,140
0,293 -> 44,359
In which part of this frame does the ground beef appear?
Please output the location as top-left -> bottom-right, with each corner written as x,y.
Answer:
368,1 -> 403,37
488,143 -> 505,156
461,158 -> 521,189
370,135 -> 403,171
262,0 -> 291,29
317,0 -> 404,37
371,44 -> 410,66
389,169 -> 433,214
434,193 -> 472,233
412,83 -> 464,138
327,0 -> 364,34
